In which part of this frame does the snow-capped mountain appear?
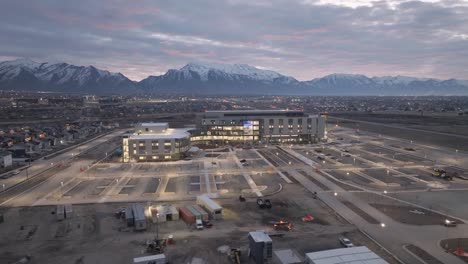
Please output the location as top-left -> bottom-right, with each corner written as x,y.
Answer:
139,62 -> 299,94
0,58 -> 138,94
1,59 -> 467,95
304,74 -> 468,95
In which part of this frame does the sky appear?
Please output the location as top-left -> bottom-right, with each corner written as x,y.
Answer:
0,0 -> 467,81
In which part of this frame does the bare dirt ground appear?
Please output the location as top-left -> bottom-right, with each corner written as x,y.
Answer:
0,183 -> 400,264
355,192 -> 460,225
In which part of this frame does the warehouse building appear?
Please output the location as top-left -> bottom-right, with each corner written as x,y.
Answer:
122,123 -> 191,162
191,110 -> 326,144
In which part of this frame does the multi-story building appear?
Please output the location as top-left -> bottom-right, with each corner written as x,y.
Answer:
191,110 -> 326,144
122,123 -> 191,162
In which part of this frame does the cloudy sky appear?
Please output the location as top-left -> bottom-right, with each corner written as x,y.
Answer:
1,0 -> 467,81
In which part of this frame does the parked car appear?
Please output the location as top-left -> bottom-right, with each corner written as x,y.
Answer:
265,199 -> 272,209
444,219 -> 457,227
11,170 -> 20,175
239,159 -> 247,163
339,236 -> 354,247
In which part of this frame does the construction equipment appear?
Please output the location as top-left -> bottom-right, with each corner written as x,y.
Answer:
229,248 -> 241,264
273,220 -> 293,231
146,238 -> 167,254
432,168 -> 456,181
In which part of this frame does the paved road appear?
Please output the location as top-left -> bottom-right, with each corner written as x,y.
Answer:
284,147 -> 467,264
0,129 -> 126,206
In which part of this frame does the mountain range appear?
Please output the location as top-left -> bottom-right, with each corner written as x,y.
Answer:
1,58 -> 467,96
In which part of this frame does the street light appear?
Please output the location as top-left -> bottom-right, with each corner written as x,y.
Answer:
334,192 -> 338,196
2,183 -> 5,192
156,212 -> 160,241
346,172 -> 350,175
383,190 -> 387,194
380,223 -> 386,228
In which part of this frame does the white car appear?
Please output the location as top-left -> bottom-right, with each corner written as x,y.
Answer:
11,170 -> 20,175
339,236 -> 354,248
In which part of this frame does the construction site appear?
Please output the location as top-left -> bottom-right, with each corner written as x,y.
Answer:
1,121 -> 468,264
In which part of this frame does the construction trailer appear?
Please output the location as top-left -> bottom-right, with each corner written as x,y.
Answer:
132,204 -> 147,231
133,253 -> 166,264
248,231 -> 273,264
179,207 -> 195,225
152,204 -> 179,223
64,204 -> 73,219
192,204 -> 209,221
196,194 -> 222,220
56,204 -> 65,221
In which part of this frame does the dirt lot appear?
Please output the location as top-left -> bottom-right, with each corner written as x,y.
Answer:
0,183 -> 400,264
356,192 -> 460,225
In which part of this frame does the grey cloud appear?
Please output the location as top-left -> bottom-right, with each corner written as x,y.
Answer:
0,0 -> 467,81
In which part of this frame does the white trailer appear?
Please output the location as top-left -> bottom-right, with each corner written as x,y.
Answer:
133,254 -> 166,264
196,194 -> 222,220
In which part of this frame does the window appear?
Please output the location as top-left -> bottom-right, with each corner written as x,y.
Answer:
139,156 -> 144,160
279,119 -> 283,125
164,155 -> 171,159
288,119 -> 293,125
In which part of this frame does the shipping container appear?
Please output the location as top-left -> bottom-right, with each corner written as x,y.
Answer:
132,204 -> 147,231
179,207 -> 195,225
186,205 -> 202,220
249,231 -> 272,264
197,194 -> 222,220
133,253 -> 166,264
192,205 -> 209,221
64,204 -> 73,219
56,204 -> 65,221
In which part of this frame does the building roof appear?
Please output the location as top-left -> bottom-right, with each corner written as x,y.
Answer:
129,128 -> 191,140
139,122 -> 168,128
197,194 -> 222,211
0,151 -> 12,157
274,249 -> 302,264
249,231 -> 272,243
305,246 -> 388,264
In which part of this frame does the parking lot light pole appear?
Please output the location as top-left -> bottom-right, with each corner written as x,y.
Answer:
156,212 -> 160,241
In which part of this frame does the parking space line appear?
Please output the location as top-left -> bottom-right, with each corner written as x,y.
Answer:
253,149 -> 292,184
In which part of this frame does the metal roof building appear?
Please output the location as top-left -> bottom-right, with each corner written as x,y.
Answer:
305,246 -> 388,264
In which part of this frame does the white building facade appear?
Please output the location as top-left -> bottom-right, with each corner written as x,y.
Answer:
122,123 -> 191,162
